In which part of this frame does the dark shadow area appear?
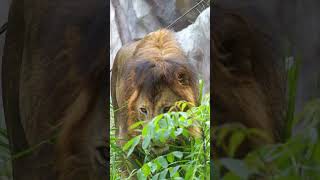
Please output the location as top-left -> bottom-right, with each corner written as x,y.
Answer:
1,0 -> 108,179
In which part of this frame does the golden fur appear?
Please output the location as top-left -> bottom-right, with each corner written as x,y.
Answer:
133,29 -> 186,61
111,29 -> 199,158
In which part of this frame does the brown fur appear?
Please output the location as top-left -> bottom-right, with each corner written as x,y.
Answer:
212,7 -> 285,157
2,1 -> 107,179
111,29 -> 199,159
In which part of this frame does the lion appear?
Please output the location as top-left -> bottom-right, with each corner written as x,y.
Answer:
2,0 -> 107,179
111,29 -> 199,168
212,6 -> 286,158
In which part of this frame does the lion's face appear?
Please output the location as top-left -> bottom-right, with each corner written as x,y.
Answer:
135,87 -> 182,122
124,58 -> 199,135
131,86 -> 187,155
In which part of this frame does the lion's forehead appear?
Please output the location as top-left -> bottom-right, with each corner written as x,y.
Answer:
138,85 -> 179,102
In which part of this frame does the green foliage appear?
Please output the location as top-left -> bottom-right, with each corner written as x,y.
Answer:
110,81 -> 210,179
214,57 -> 320,179
215,100 -> 320,179
285,55 -> 301,139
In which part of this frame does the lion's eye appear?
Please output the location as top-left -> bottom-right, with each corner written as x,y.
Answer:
162,106 -> 171,113
139,107 -> 148,115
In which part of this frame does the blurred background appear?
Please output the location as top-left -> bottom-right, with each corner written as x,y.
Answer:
0,0 -> 10,178
0,0 -> 10,132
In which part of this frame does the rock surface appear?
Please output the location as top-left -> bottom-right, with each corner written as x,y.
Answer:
110,1 -> 210,92
176,8 -> 210,92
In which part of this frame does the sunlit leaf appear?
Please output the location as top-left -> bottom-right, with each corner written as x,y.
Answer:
142,136 -> 151,151
172,151 -> 183,159
141,163 -> 151,177
123,136 -> 141,157
157,156 -> 168,168
167,153 -> 174,163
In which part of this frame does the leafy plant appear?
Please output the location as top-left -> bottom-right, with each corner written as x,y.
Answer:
110,80 -> 211,179
214,57 -> 320,179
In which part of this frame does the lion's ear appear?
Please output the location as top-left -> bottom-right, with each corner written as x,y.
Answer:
177,72 -> 190,86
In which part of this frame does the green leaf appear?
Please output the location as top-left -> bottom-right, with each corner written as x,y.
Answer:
159,169 -> 168,179
157,156 -> 168,168
137,169 -> 147,180
159,115 -> 169,128
216,126 -> 231,146
142,125 -> 149,136
142,136 -> 151,151
129,121 -> 145,130
141,163 -> 151,177
153,114 -> 164,125
167,153 -> 174,163
152,173 -> 159,180
184,166 -> 194,179
159,129 -> 170,143
182,129 -> 189,137
187,119 -> 193,126
169,166 -> 180,177
174,128 -> 183,136
150,162 -> 158,173
123,136 -> 141,157
172,151 -> 183,159
219,158 -> 254,179
181,103 -> 187,111
174,177 -> 184,180
123,137 -> 135,151
228,131 -> 245,157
